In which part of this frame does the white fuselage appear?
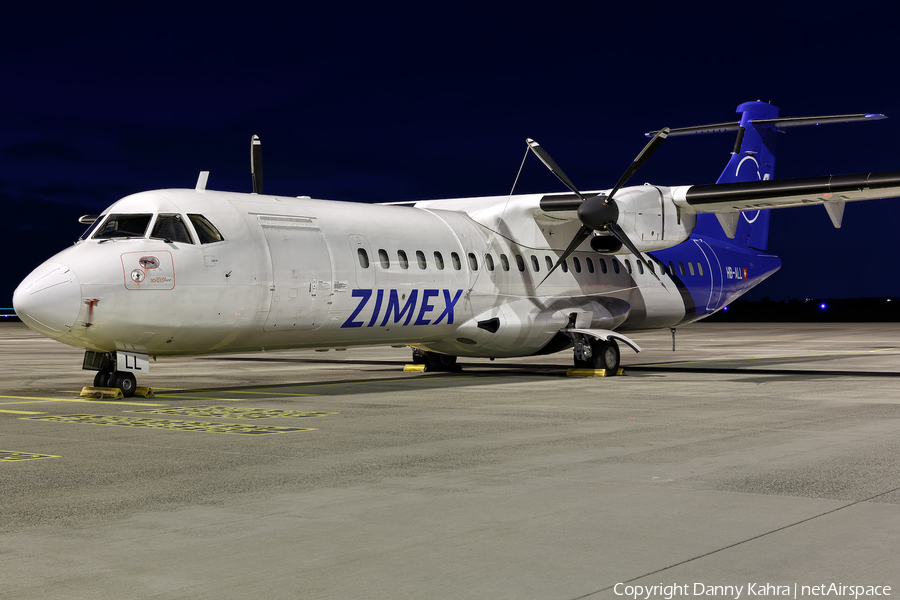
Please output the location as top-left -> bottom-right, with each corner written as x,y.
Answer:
15,187 -> 699,361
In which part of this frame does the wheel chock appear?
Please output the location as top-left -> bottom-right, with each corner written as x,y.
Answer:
566,368 -> 625,377
404,364 -> 426,372
80,386 -> 125,399
134,387 -> 154,398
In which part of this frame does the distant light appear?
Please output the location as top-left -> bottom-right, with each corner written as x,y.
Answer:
723,306 -> 729,311
820,303 -> 827,310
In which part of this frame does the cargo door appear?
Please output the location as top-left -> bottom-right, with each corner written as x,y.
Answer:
259,215 -> 333,331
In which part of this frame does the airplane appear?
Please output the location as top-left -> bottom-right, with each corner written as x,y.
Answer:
12,101 -> 900,396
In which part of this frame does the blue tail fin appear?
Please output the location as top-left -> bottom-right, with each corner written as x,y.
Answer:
694,100 -> 780,250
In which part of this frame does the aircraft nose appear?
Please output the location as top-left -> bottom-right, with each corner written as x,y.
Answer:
13,262 -> 82,338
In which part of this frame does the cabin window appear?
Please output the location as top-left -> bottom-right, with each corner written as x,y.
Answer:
357,248 -> 370,268
151,214 -> 194,244
398,250 -> 409,269
637,260 -> 644,275
647,261 -> 654,274
573,257 -> 581,273
451,252 -> 462,270
696,262 -> 704,276
515,254 -> 525,272
531,255 -> 540,272
188,214 -> 225,244
586,257 -> 594,273
688,262 -> 695,276
485,253 -> 495,271
545,256 -> 553,271
669,261 -> 675,275
416,250 -> 427,269
599,258 -> 608,274
561,259 -> 568,273
625,259 -> 632,274
468,252 -> 478,271
500,254 -> 510,271
434,251 -> 444,270
679,261 -> 686,276
93,214 -> 153,240
613,258 -> 620,274
379,249 -> 390,268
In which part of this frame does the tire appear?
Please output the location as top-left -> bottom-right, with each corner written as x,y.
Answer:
113,372 -> 137,397
425,352 -> 458,372
591,338 -> 620,372
93,370 -> 112,388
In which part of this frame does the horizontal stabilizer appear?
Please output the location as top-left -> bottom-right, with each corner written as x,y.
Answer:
647,112 -> 886,137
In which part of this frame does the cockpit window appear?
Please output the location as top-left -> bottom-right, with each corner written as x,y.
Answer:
79,216 -> 104,241
93,214 -> 153,239
188,214 -> 225,244
150,214 -> 194,244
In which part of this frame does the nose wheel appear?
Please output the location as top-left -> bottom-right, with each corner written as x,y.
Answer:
92,370 -> 137,397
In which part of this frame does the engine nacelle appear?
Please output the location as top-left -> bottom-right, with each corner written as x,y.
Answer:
604,185 -> 694,253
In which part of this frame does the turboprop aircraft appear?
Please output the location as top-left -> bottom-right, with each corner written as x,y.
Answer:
13,101 -> 900,396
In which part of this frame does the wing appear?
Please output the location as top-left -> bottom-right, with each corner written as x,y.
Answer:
672,170 -> 900,233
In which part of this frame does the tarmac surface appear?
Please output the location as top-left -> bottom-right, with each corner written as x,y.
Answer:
1,321 -> 899,599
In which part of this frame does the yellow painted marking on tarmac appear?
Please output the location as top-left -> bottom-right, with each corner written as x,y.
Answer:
0,397 -> 167,408
0,395 -> 76,402
633,348 -> 900,368
0,450 -> 60,462
0,409 -> 47,414
23,414 -> 315,435
190,389 -> 316,397
152,394 -> 251,402
127,406 -> 338,419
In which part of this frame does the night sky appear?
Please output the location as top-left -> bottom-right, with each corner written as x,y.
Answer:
4,3 -> 900,311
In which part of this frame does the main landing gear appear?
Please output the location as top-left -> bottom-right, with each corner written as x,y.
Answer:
411,348 -> 460,372
573,336 -> 621,372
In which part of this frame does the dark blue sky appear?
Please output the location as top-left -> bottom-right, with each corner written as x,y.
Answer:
4,3 -> 900,307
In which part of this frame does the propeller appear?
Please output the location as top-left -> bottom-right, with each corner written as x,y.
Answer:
251,135 -> 263,194
530,128 -> 670,286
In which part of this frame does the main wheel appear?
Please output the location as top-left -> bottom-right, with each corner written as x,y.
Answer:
590,338 -> 620,372
425,352 -> 458,372
113,371 -> 137,397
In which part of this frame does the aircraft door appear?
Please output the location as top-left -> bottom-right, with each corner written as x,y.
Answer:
348,234 -> 375,289
694,239 -> 723,313
260,216 -> 334,331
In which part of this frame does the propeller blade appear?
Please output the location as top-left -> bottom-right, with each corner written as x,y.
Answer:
537,225 -> 592,287
606,223 -> 660,281
606,127 -> 669,201
251,135 -> 263,194
526,138 -> 586,200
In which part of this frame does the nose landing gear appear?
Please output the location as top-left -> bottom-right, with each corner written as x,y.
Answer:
92,370 -> 137,397
84,351 -> 145,398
